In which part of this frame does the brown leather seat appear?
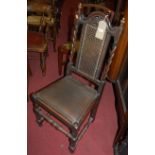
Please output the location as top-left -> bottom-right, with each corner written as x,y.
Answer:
32,75 -> 98,126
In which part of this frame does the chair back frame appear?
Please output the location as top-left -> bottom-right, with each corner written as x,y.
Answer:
67,3 -> 124,93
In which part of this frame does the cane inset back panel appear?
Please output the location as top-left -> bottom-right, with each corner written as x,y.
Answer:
75,15 -> 110,80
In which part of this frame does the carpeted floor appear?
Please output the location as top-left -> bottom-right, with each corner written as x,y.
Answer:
27,0 -> 118,155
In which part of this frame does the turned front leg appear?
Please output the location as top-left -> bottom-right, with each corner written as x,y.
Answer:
33,102 -> 44,127
68,129 -> 78,152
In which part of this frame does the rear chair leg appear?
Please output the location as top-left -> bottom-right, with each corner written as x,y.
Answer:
40,52 -> 47,76
90,101 -> 100,122
51,25 -> 57,52
58,47 -> 63,75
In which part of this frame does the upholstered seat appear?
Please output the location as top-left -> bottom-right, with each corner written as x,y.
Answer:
27,31 -> 47,53
32,75 -> 98,126
27,31 -> 48,75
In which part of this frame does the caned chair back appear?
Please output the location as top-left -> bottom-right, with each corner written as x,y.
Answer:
75,12 -> 111,81
68,4 -> 123,86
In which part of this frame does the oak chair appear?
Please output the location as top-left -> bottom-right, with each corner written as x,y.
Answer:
27,0 -> 58,75
31,3 -> 124,152
27,12 -> 49,75
57,3 -> 114,75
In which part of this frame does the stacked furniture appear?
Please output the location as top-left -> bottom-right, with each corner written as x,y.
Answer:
27,0 -> 64,75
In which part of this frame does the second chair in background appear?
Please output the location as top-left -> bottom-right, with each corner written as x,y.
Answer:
27,0 -> 64,75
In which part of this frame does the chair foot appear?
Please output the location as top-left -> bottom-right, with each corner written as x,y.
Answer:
90,101 -> 100,122
69,144 -> 76,153
36,116 -> 44,127
68,130 -> 78,152
68,140 -> 77,153
32,102 -> 44,127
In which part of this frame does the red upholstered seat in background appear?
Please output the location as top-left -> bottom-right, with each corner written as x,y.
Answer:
27,32 -> 48,53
